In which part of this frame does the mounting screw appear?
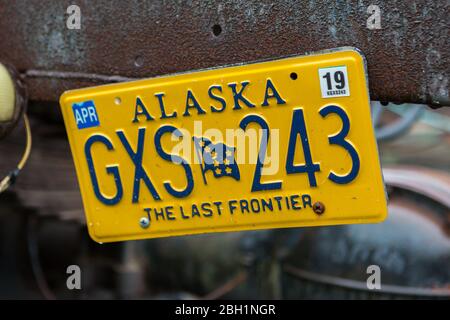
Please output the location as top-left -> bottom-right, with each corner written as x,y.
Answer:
313,202 -> 325,215
139,217 -> 150,229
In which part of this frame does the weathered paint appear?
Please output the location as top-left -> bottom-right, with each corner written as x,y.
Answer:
0,0 -> 448,105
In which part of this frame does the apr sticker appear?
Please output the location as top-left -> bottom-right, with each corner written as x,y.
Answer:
318,66 -> 350,98
72,100 -> 100,129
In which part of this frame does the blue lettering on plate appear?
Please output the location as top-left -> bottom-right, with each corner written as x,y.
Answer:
72,100 -> 100,129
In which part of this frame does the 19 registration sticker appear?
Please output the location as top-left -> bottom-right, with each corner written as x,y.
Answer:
60,47 -> 387,243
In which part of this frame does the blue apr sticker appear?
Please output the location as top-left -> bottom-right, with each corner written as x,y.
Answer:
72,100 -> 100,129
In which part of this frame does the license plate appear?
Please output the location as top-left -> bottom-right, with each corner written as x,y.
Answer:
60,48 -> 387,243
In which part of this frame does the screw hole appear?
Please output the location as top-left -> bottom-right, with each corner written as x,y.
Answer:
212,24 -> 222,37
290,72 -> 298,80
114,97 -> 121,105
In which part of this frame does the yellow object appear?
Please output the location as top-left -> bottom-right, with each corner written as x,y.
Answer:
60,48 -> 387,243
0,63 -> 15,122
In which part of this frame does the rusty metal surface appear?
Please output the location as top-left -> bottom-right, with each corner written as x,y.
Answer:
0,0 -> 448,106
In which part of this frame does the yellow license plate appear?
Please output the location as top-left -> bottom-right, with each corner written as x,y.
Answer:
60,48 -> 387,243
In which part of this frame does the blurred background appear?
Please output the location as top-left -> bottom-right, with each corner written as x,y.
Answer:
0,101 -> 449,299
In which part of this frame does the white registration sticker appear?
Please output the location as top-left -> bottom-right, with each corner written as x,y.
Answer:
318,66 -> 350,98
